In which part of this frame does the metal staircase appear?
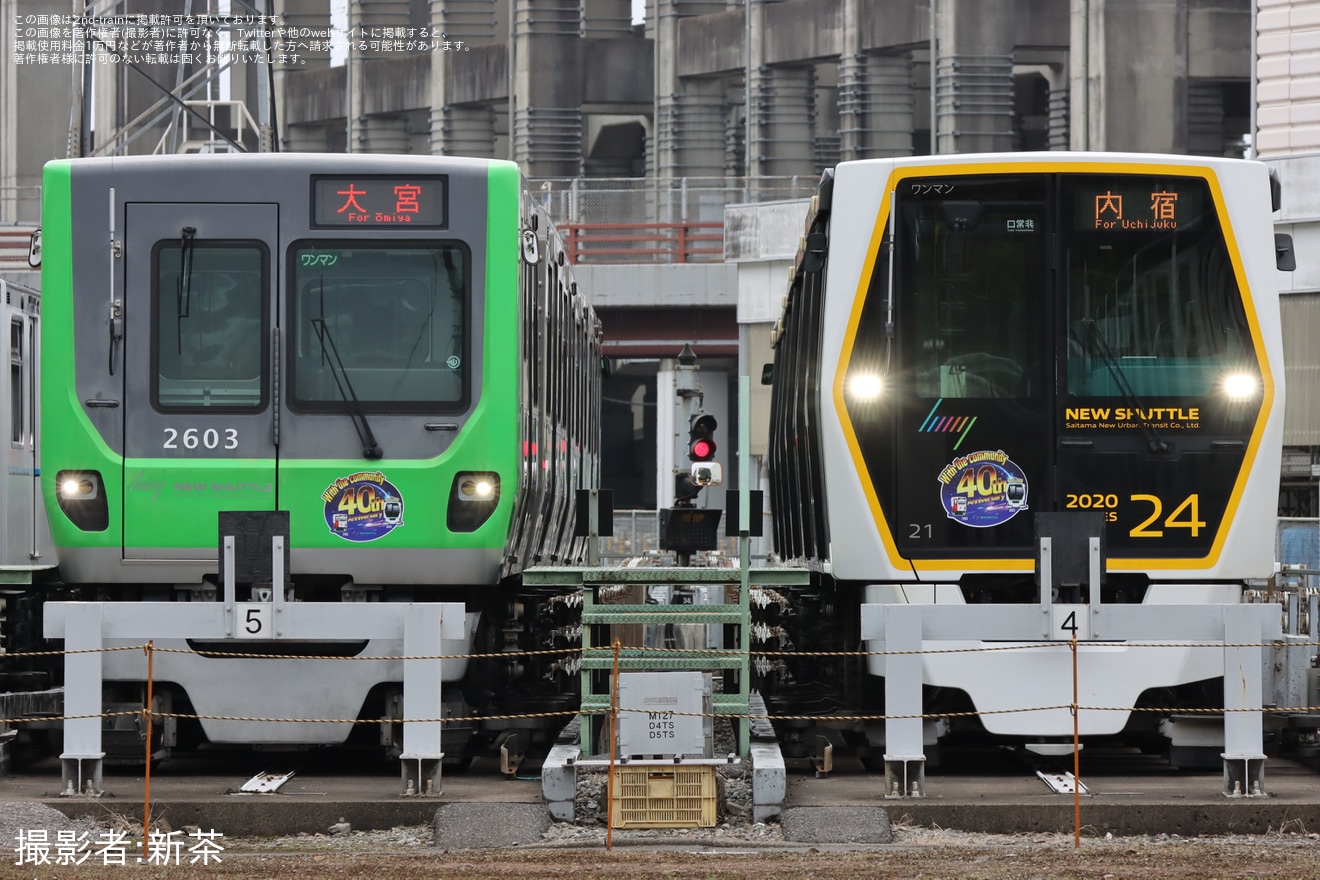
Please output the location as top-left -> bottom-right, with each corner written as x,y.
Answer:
525,377 -> 808,756
525,562 -> 806,755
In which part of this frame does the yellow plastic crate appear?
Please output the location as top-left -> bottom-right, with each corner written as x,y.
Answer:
610,765 -> 719,829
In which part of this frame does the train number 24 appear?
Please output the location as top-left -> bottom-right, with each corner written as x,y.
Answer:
1065,492 -> 1205,537
1128,493 -> 1205,538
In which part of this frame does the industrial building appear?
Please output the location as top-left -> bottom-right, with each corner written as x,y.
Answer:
5,0 -> 1320,526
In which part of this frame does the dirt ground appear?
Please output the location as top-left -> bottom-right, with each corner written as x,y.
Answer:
1,835 -> 1318,880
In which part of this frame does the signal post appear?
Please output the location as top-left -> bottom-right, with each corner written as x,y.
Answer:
663,344 -> 723,563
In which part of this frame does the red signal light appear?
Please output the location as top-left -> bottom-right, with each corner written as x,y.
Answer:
687,413 -> 718,463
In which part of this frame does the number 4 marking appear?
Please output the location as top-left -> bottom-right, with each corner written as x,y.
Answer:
1052,605 -> 1088,640
1163,494 -> 1206,536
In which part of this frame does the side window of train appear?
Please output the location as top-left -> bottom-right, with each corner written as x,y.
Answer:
10,318 -> 23,446
152,241 -> 267,411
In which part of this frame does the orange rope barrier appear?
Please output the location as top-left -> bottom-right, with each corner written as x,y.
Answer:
142,641 -> 154,859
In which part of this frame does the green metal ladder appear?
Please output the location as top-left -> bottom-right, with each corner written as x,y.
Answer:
525,562 -> 807,756
523,377 -> 808,755
583,568 -> 748,755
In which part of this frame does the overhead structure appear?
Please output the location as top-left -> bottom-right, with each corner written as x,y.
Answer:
68,0 -> 277,157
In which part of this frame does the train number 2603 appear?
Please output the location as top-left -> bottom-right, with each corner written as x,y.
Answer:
163,427 -> 239,450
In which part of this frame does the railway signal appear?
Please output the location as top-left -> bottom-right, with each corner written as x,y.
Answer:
687,413 -> 717,462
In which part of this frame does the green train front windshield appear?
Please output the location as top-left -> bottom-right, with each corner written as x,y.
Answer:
288,243 -> 468,411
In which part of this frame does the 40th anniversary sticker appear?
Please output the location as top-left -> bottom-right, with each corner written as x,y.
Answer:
322,471 -> 404,542
938,450 -> 1028,528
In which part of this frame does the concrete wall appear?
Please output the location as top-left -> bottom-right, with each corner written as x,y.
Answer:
724,199 -> 810,264
728,200 -> 809,465
1271,154 -> 1320,293
1257,153 -> 1320,449
284,66 -> 349,125
1257,0 -> 1320,157
275,3 -> 651,165
762,0 -> 844,66
3,0 -> 75,217
447,45 -> 510,105
1073,0 -> 1250,153
6,0 -> 1257,183
1279,292 -> 1320,445
576,263 -> 737,308
677,10 -> 746,77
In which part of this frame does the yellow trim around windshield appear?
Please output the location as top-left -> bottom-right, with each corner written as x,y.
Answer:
831,158 -> 1274,574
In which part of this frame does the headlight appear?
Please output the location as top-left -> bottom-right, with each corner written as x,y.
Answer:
54,470 -> 109,531
60,477 -> 92,499
458,477 -> 496,500
449,472 -> 500,532
1222,372 -> 1258,401
848,373 -> 884,400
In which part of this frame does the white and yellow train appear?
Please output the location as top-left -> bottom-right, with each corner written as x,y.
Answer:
763,152 -> 1286,759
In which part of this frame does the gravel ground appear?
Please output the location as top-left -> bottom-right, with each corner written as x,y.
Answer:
2,794 -> 1320,878
1,718 -> 1316,877
2,807 -> 1320,880
0,800 -> 109,849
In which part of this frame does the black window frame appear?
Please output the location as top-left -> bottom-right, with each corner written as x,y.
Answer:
1059,173 -> 1255,399
286,238 -> 473,415
9,317 -> 22,446
149,238 -> 271,414
896,176 -> 1050,403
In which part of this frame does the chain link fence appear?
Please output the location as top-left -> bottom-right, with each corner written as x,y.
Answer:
0,187 -> 41,226
598,509 -> 740,561
1278,517 -> 1320,591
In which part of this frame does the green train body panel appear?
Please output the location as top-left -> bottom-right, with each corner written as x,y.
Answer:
39,161 -> 123,552
33,152 -> 600,756
40,154 -> 597,584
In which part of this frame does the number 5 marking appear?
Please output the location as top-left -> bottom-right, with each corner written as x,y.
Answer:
235,603 -> 271,639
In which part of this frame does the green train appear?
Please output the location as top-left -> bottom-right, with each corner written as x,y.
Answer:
33,153 -> 599,761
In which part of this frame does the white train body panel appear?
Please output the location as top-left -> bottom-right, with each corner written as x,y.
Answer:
770,152 -> 1287,738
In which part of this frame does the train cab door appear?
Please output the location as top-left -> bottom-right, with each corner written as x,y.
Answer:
120,203 -> 278,561
888,177 -> 1053,560
0,283 -> 45,565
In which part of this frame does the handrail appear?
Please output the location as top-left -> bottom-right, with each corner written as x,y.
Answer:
0,227 -> 38,270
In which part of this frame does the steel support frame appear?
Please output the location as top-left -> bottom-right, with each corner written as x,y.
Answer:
44,537 -> 464,795
522,562 -> 810,756
863,597 -> 1281,798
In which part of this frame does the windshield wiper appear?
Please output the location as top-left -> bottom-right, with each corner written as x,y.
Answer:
176,226 -> 196,356
1079,319 -> 1169,454
311,315 -> 383,460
